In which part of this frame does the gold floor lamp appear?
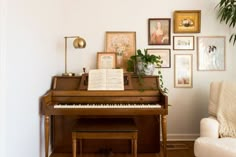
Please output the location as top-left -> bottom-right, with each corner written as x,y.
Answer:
63,36 -> 86,76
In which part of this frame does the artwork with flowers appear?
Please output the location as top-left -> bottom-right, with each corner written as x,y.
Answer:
105,32 -> 136,70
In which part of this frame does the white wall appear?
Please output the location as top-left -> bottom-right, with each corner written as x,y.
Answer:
3,0 -> 65,157
1,0 -> 235,157
62,0 -> 235,139
0,0 -> 7,156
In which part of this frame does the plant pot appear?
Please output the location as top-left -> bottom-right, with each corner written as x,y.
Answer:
136,61 -> 155,76
143,63 -> 155,75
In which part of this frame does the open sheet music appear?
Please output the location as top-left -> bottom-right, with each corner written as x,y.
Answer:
88,69 -> 124,90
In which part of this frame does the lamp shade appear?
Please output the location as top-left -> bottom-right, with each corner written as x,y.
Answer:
73,37 -> 86,48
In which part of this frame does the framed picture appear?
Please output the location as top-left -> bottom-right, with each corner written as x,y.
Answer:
174,10 -> 201,33
97,52 -> 117,69
173,36 -> 194,50
147,48 -> 171,68
105,31 -> 136,71
148,18 -> 171,45
174,54 -> 193,88
197,36 -> 225,71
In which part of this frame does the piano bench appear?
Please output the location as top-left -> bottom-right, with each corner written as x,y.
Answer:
72,118 -> 138,157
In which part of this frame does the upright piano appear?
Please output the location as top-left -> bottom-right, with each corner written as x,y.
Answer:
41,73 -> 168,157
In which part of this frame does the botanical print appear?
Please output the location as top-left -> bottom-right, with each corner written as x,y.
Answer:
175,54 -> 192,88
197,36 -> 225,71
109,35 -> 130,55
173,36 -> 194,50
106,32 -> 136,70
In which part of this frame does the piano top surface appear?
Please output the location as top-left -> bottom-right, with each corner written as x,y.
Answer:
52,74 -> 161,91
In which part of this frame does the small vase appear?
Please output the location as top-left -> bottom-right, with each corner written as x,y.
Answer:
117,55 -> 123,68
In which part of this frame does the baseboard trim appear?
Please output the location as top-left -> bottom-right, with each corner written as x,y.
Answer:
161,134 -> 199,141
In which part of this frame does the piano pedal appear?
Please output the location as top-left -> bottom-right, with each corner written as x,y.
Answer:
106,148 -> 113,157
98,148 -> 113,157
98,148 -> 105,154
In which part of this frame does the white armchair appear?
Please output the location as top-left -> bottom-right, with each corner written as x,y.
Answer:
194,81 -> 236,157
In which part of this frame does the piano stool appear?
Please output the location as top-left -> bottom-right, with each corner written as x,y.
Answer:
72,118 -> 138,157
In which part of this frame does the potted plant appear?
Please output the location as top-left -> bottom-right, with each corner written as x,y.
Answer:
216,0 -> 236,44
127,49 -> 167,93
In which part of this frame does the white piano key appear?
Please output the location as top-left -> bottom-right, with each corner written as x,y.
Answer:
54,103 -> 161,109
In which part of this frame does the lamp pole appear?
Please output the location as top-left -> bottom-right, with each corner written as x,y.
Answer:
64,36 -> 68,75
63,36 -> 86,76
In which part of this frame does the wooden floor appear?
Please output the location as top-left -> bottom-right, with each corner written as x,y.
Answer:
166,141 -> 194,157
50,141 -> 194,157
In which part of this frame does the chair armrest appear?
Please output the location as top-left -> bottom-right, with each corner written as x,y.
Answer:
200,117 -> 219,138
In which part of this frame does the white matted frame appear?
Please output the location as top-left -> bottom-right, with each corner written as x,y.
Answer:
174,54 -> 193,88
97,52 -> 117,69
173,36 -> 194,50
147,48 -> 171,68
197,36 -> 225,71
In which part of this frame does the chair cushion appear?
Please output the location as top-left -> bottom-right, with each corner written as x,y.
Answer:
200,117 -> 219,138
194,137 -> 236,157
208,81 -> 222,116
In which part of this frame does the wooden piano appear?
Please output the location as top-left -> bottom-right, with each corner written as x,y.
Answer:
41,73 -> 168,157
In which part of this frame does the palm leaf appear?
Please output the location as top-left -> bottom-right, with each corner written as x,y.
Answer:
217,0 -> 236,45
229,34 -> 236,45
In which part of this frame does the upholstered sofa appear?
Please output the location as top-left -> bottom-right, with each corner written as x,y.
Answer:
194,81 -> 236,157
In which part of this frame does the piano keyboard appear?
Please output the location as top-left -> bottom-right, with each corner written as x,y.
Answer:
54,103 -> 161,109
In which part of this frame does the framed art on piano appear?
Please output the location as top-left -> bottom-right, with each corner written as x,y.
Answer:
97,52 -> 117,69
105,31 -> 136,71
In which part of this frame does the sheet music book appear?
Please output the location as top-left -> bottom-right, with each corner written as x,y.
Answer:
88,69 -> 124,90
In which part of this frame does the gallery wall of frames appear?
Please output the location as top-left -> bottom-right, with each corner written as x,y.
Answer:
98,10 -> 226,88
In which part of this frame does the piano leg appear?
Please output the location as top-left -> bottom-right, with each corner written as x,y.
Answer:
72,132 -> 77,157
45,115 -> 50,157
161,115 -> 167,157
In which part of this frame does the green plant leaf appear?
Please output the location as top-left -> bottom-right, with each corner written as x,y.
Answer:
216,0 -> 236,45
126,48 -> 168,93
229,34 -> 236,45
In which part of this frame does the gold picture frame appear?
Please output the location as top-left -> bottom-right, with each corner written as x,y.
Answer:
174,10 -> 201,33
105,31 -> 136,71
97,52 -> 117,69
174,54 -> 193,88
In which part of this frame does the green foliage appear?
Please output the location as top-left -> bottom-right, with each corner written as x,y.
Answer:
127,49 -> 163,71
127,49 -> 168,94
216,0 -> 236,45
137,49 -> 163,66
